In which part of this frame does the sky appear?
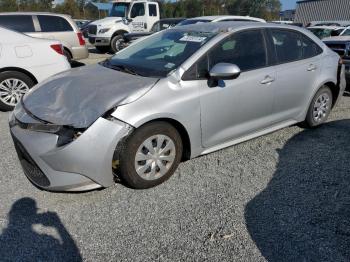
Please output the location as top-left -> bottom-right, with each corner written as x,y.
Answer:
281,0 -> 297,10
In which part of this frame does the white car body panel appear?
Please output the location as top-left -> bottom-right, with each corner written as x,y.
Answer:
0,27 -> 70,83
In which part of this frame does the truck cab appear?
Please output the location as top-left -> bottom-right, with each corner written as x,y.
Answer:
88,0 -> 160,53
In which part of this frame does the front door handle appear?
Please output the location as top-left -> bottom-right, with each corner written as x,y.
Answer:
260,75 -> 275,85
307,64 -> 317,71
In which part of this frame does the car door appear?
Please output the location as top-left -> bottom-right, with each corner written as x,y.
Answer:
129,2 -> 147,33
268,29 -> 323,122
188,29 -> 276,148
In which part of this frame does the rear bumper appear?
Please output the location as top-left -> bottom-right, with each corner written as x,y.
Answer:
9,111 -> 133,192
71,45 -> 89,60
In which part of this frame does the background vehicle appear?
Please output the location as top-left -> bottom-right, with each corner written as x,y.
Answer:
80,20 -> 94,39
0,12 -> 89,62
308,26 -> 345,39
74,19 -> 91,29
308,20 -> 350,27
323,29 -> 350,90
176,15 -> 266,26
0,27 -> 70,111
88,0 -> 160,53
9,23 -> 345,192
119,18 -> 185,50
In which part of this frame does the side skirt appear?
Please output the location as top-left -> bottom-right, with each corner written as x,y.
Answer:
200,120 -> 298,156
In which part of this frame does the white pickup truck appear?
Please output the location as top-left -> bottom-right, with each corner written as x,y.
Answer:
88,0 -> 160,53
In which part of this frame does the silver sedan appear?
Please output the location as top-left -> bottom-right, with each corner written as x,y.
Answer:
9,22 -> 346,191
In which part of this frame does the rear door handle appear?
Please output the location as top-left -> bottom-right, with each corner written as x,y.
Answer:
307,64 -> 317,71
260,75 -> 275,85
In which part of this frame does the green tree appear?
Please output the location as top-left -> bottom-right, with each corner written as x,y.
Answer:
0,0 -> 18,11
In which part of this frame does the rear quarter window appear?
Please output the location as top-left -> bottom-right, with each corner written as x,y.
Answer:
37,15 -> 73,32
0,15 -> 35,33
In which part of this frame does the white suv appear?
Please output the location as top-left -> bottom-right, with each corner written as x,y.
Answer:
177,16 -> 266,26
0,12 -> 89,62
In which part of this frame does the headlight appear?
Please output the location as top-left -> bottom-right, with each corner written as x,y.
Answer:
99,28 -> 110,34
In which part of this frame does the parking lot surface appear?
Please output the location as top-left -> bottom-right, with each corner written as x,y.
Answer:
0,52 -> 349,261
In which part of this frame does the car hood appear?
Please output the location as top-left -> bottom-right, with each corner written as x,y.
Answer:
21,64 -> 158,128
92,17 -> 123,27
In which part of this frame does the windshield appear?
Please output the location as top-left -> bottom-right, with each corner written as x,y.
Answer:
177,19 -> 211,26
104,30 -> 217,78
110,3 -> 130,17
309,28 -> 342,39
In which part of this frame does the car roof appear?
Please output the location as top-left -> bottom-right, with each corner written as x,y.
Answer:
185,15 -> 265,22
0,12 -> 71,19
170,21 -> 301,33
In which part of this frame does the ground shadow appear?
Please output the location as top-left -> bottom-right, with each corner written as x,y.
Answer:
0,198 -> 82,261
70,61 -> 86,68
245,120 -> 350,262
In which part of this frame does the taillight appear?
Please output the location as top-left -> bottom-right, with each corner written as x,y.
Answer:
77,32 -> 85,46
50,44 -> 64,55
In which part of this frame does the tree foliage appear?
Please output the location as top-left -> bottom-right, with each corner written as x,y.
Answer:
0,0 -> 281,20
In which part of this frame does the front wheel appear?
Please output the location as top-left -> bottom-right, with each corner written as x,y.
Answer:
110,35 -> 125,54
302,86 -> 333,128
119,122 -> 183,189
0,71 -> 34,111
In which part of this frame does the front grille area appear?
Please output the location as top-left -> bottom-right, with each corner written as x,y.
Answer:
11,135 -> 50,187
88,25 -> 97,35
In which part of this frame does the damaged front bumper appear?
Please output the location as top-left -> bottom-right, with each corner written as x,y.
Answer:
9,108 -> 133,192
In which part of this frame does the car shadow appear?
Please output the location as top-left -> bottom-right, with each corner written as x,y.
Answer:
245,120 -> 350,262
0,198 -> 82,261
70,61 -> 86,68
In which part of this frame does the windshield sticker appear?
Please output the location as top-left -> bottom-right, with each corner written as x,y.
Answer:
180,35 -> 207,43
165,63 -> 176,69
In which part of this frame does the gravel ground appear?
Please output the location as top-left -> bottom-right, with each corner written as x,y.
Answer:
0,53 -> 349,261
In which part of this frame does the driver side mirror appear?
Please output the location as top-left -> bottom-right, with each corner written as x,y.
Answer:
208,63 -> 241,88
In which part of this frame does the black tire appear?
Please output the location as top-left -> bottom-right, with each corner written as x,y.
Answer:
119,122 -> 183,189
110,35 -> 124,54
63,49 -> 72,63
0,71 -> 35,111
95,46 -> 110,53
301,85 -> 333,128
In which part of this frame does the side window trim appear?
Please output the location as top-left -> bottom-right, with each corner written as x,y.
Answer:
32,15 -> 41,32
182,28 -> 270,81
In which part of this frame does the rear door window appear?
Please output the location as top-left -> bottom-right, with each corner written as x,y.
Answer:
37,15 -> 73,32
301,35 -> 323,58
149,4 -> 157,17
0,15 -> 35,33
270,29 -> 303,64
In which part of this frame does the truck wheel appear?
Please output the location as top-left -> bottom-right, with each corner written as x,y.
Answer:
119,122 -> 183,189
0,71 -> 35,111
110,35 -> 124,54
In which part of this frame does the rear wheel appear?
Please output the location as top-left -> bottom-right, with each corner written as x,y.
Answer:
119,122 -> 183,189
302,85 -> 333,128
0,71 -> 34,111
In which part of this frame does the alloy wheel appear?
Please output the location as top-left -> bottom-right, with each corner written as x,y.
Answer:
0,78 -> 29,106
313,93 -> 331,122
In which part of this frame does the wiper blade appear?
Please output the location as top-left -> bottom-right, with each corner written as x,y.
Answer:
102,60 -> 142,76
